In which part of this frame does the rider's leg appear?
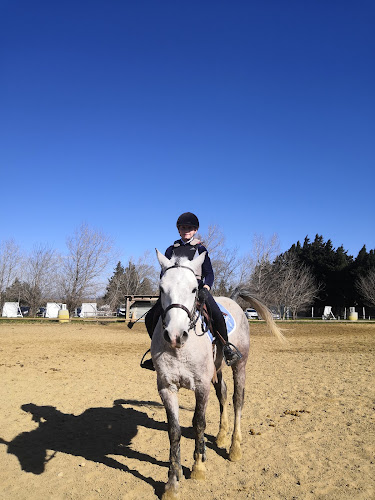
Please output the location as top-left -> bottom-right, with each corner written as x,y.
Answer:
204,292 -> 228,342
204,292 -> 242,366
145,298 -> 162,339
142,298 -> 162,370
145,299 -> 159,339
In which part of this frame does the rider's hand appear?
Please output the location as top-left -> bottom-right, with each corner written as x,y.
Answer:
198,287 -> 209,302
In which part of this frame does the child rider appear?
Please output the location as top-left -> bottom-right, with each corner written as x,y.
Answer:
141,212 -> 242,370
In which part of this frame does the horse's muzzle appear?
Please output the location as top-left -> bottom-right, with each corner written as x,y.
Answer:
164,329 -> 189,348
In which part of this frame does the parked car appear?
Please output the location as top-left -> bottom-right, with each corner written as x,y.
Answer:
36,307 -> 46,317
271,311 -> 281,320
117,307 -> 126,317
245,308 -> 258,320
20,306 -> 30,317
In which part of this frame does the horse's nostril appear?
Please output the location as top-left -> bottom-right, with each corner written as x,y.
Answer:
164,330 -> 171,343
182,331 -> 188,340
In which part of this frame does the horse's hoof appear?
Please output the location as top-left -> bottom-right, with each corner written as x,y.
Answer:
216,431 -> 230,448
229,445 -> 242,462
190,462 -> 206,481
162,486 -> 179,500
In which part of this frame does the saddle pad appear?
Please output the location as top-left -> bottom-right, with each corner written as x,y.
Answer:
205,302 -> 236,343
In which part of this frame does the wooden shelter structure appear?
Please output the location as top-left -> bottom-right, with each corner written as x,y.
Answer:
124,295 -> 159,320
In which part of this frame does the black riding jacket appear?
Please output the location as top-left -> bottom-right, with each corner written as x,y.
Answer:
164,239 -> 214,289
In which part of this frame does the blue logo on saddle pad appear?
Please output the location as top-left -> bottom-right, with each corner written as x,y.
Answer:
205,302 -> 236,342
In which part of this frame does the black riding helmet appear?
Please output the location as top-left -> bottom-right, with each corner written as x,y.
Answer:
176,212 -> 199,229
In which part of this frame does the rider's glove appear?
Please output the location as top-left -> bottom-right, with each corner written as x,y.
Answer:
198,288 -> 209,303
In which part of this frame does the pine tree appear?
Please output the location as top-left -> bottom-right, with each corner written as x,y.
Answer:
104,262 -> 125,309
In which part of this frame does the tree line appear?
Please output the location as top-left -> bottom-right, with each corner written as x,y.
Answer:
1,224 -> 374,318
283,236 -> 375,317
0,224 -> 113,316
248,235 -> 375,319
103,229 -> 375,319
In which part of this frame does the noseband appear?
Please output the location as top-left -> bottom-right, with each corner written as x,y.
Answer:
160,264 -> 200,331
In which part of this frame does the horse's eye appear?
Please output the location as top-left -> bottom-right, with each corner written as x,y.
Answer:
160,286 -> 164,294
192,287 -> 197,294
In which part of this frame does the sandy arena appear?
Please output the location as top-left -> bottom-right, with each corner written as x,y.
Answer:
0,320 -> 374,499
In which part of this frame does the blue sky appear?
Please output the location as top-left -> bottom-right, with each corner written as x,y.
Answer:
1,0 -> 374,265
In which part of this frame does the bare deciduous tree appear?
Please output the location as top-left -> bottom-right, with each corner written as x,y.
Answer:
104,252 -> 158,309
248,260 -> 275,303
198,224 -> 247,295
211,247 -> 245,295
122,253 -> 158,296
21,245 -> 58,316
245,233 -> 281,304
356,269 -> 375,306
197,224 -> 225,260
0,239 -> 21,310
249,233 -> 280,270
58,224 -> 114,313
135,251 -> 159,294
4,278 -> 23,302
271,254 -> 320,319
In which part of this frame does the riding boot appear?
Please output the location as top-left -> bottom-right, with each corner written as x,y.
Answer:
141,358 -> 155,371
216,320 -> 242,366
141,320 -> 155,369
141,299 -> 161,371
222,343 -> 242,366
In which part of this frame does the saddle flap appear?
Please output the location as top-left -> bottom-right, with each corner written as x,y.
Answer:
196,301 -> 236,342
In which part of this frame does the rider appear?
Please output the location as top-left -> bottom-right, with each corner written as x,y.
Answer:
141,212 -> 242,370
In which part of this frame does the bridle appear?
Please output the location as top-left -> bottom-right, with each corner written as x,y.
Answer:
160,264 -> 201,332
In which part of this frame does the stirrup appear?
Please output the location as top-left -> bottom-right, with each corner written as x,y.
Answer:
140,349 -> 155,371
223,342 -> 242,366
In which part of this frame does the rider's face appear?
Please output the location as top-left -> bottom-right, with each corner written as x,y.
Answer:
178,225 -> 198,242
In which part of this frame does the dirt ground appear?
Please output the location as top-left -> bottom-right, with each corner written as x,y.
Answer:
0,320 -> 374,500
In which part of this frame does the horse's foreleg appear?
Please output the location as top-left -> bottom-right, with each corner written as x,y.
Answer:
190,387 -> 209,481
229,363 -> 246,462
213,371 -> 230,448
159,388 -> 181,500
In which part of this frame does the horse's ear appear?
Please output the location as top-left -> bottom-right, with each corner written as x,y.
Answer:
156,248 -> 170,270
190,251 -> 206,275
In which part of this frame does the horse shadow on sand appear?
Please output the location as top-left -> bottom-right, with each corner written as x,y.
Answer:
0,399 -> 171,496
0,398 -> 226,497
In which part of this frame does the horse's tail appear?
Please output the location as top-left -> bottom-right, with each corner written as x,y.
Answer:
231,287 -> 286,343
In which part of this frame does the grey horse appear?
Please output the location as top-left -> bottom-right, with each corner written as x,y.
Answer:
151,249 -> 284,500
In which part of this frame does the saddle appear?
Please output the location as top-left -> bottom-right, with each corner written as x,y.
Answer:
196,299 -> 236,343
197,300 -> 240,382
196,300 -> 225,343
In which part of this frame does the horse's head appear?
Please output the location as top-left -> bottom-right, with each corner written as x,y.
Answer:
156,249 -> 206,348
